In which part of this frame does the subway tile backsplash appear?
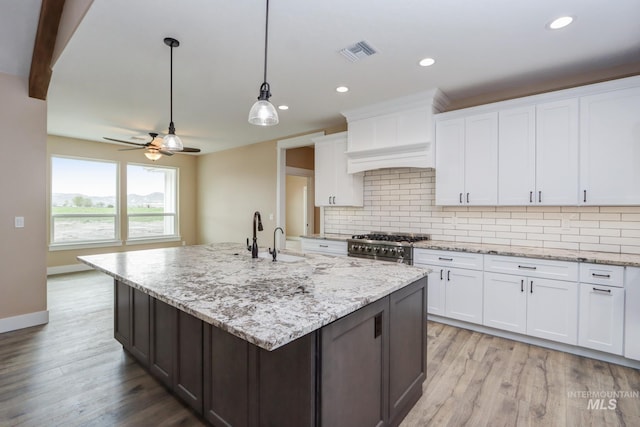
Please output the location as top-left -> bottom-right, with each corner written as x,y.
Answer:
323,168 -> 640,254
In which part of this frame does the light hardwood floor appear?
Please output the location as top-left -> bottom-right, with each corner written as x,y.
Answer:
1,271 -> 638,426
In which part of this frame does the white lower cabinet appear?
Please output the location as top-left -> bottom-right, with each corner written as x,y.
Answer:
483,272 -> 527,334
483,272 -> 578,345
625,267 -> 640,361
300,238 -> 347,256
578,284 -> 624,355
415,249 -> 483,325
527,278 -> 578,345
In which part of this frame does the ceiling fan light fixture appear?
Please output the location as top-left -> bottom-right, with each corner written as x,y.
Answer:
161,37 -> 184,151
144,149 -> 163,161
249,0 -> 279,126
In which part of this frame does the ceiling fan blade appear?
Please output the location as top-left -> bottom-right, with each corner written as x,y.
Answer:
118,146 -> 145,151
159,150 -> 174,156
103,137 -> 147,147
180,147 -> 201,153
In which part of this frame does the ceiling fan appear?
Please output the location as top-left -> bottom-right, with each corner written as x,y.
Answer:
103,132 -> 201,160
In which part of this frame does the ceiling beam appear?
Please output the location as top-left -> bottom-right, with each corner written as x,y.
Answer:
29,0 -> 66,100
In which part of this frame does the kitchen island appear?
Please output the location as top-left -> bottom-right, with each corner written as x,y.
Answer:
79,243 -> 428,427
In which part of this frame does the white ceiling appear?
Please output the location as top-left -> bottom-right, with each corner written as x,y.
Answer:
0,0 -> 41,77
9,1 -> 640,154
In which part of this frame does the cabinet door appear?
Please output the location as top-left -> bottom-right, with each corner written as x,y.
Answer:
527,278 -> 578,345
464,112 -> 498,205
130,288 -> 150,366
580,86 -> 640,205
175,311 -> 204,414
150,298 -> 176,388
435,118 -> 465,205
314,139 -> 335,206
536,98 -> 579,205
426,267 -> 446,316
321,297 -> 388,427
333,138 -> 364,207
498,106 -> 536,205
625,267 -> 640,361
444,267 -> 483,324
483,272 -> 527,334
114,280 -> 131,347
578,285 -> 624,355
389,278 -> 426,426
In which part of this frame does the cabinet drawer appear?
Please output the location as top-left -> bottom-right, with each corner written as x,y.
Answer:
300,238 -> 347,256
413,249 -> 483,270
484,255 -> 578,281
579,263 -> 624,287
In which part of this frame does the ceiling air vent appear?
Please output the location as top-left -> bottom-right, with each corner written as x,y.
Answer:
339,41 -> 378,62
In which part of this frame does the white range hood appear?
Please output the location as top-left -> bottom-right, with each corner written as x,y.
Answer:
341,89 -> 449,173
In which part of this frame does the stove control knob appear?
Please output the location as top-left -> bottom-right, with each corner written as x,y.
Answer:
366,246 -> 372,252
397,248 -> 405,257
382,248 -> 389,254
373,247 -> 380,253
390,248 -> 396,255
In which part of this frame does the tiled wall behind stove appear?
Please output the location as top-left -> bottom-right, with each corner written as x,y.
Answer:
323,168 -> 640,254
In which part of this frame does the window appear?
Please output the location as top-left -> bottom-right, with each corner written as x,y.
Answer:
50,156 -> 119,246
127,164 -> 178,241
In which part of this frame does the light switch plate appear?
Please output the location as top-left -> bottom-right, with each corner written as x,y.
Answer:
15,216 -> 24,228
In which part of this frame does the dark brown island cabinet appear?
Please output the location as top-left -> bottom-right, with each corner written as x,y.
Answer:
114,277 -> 427,427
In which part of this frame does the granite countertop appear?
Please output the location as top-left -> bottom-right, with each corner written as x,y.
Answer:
413,241 -> 640,267
78,243 -> 427,351
299,234 -> 640,267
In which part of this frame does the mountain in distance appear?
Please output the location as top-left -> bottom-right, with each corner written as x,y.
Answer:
52,192 -> 163,207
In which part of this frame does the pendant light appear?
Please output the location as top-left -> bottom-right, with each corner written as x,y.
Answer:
248,0 -> 279,126
162,37 -> 184,151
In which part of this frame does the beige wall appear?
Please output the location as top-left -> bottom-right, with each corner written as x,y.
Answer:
47,135 -> 198,267
286,146 -> 314,170
286,175 -> 307,237
0,73 -> 47,320
197,140 -> 278,245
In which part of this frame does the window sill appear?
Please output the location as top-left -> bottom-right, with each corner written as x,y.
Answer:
49,240 -> 123,252
125,236 -> 182,246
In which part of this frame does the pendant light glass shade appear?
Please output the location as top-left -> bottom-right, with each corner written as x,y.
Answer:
249,0 -> 279,126
249,83 -> 279,125
161,37 -> 184,151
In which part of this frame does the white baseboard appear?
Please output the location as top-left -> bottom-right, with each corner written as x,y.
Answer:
0,310 -> 49,334
47,263 -> 93,276
428,315 -> 640,370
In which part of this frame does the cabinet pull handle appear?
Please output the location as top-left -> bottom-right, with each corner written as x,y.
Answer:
438,257 -> 453,261
459,193 -> 463,204
529,191 -> 533,203
592,273 -> 611,278
518,265 -> 537,270
538,191 -> 542,203
466,192 -> 470,203
319,244 -> 329,248
374,313 -> 382,338
440,269 -> 443,280
328,196 -> 332,204
332,196 -> 336,204
593,287 -> 611,294
530,280 -> 533,294
447,270 -> 451,281
521,279 -> 524,293
583,190 -> 587,203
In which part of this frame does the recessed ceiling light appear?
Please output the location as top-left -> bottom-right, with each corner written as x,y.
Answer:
548,16 -> 574,30
336,86 -> 349,93
419,57 -> 435,67
278,105 -> 289,110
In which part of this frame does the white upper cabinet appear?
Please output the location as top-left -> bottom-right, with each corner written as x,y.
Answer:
313,132 -> 363,207
435,113 -> 498,205
498,101 -> 579,205
580,86 -> 640,205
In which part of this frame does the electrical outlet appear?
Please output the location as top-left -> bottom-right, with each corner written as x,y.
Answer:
269,213 -> 274,220
15,216 -> 24,228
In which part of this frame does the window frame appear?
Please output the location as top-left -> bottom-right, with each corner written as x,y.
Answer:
125,162 -> 180,244
49,155 -> 121,250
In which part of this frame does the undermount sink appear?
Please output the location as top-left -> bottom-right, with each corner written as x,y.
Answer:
258,252 -> 305,263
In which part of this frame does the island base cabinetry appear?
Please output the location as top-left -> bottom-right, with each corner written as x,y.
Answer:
113,277 -> 427,427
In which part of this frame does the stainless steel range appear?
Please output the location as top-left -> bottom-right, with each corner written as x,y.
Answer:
347,232 -> 431,265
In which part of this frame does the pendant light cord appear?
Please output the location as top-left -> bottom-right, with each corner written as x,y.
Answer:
170,43 -> 174,125
263,0 -> 269,84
